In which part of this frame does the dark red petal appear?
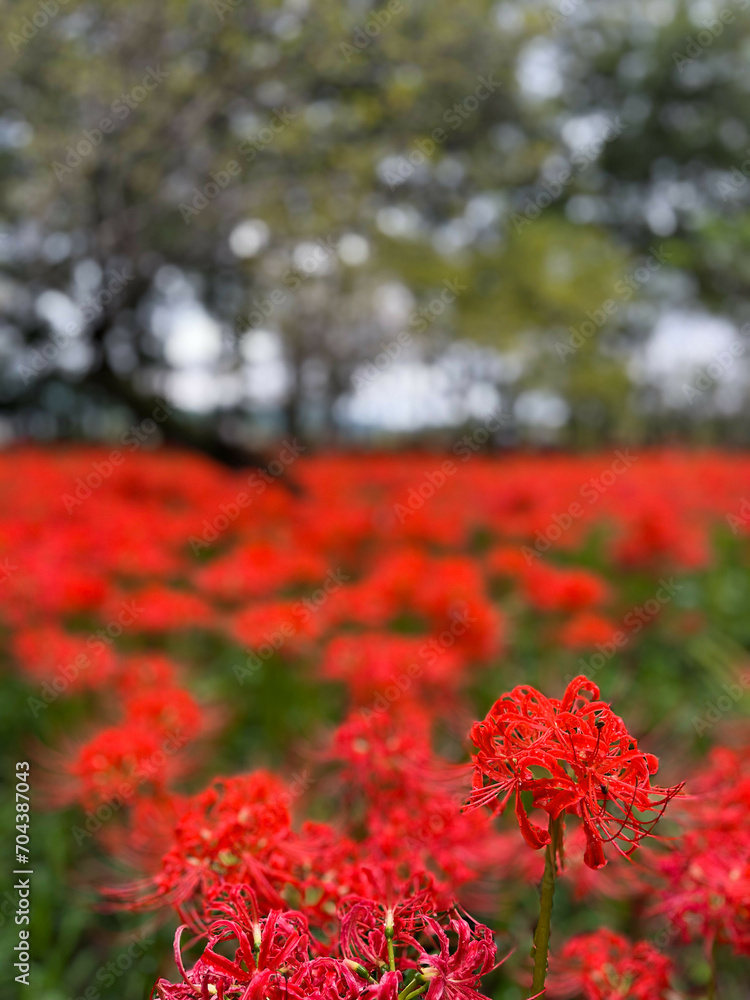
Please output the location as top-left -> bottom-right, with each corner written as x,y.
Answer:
515,792 -> 550,850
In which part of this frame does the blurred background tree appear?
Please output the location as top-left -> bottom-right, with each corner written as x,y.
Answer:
2,0 -> 750,455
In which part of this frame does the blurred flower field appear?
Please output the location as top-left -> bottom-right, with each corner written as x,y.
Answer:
2,447 -> 750,999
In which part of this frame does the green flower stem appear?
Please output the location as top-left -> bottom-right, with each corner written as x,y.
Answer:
707,939 -> 718,1000
398,984 -> 427,1000
531,815 -> 563,996
385,921 -> 396,973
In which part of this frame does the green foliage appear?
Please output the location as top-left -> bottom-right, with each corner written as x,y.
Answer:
2,0 -> 750,440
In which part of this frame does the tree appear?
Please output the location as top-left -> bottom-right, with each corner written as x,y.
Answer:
2,0 -> 749,450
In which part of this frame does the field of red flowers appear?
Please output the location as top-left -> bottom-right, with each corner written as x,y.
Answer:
2,447 -> 750,1000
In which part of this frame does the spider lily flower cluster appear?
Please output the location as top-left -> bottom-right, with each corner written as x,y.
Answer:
3,448 -> 750,998
652,745 -> 750,959
467,675 -> 683,869
155,883 -> 502,1000
545,928 -> 675,1000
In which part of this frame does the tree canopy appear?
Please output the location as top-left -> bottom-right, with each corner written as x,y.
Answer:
2,0 -> 750,452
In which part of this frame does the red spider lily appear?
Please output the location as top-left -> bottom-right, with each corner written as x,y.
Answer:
40,677 -> 203,810
468,676 -> 682,868
232,599 -> 325,654
320,632 -> 468,706
157,921 -> 308,1000
99,792 -> 185,879
325,708 -> 451,817
649,742 -> 750,957
339,878 -> 439,974
521,564 -> 610,613
103,584 -> 214,634
339,898 -> 401,973
6,448 -> 750,999
556,613 -> 620,651
654,826 -> 750,957
327,711 -> 506,897
121,687 -> 205,738
613,501 -> 709,570
490,822 -> 648,901
114,653 -> 179,697
116,771 -> 356,930
284,958 -> 400,1000
681,743 -> 750,832
546,929 -> 674,999
10,623 -> 117,689
155,896 -> 496,1000
485,545 -> 531,579
154,928 -> 236,1000
51,722 -> 190,808
195,541 -> 327,602
118,772 -> 294,915
201,886 -> 310,979
324,550 -> 501,662
417,916 -> 500,1000
155,909 -> 401,1000
337,859 -> 457,935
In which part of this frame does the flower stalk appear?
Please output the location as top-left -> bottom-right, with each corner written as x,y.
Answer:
385,913 -> 396,972
707,938 -> 718,1000
531,814 -> 562,995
